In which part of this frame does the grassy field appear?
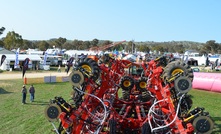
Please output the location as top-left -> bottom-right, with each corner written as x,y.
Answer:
0,79 -> 72,134
0,79 -> 221,134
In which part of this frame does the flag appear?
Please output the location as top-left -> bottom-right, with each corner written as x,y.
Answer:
0,55 -> 6,66
22,58 -> 30,78
14,48 -> 20,68
43,51 -> 48,66
66,57 -> 74,74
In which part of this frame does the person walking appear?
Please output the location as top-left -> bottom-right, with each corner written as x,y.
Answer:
21,85 -> 27,104
57,65 -> 61,72
29,85 -> 35,102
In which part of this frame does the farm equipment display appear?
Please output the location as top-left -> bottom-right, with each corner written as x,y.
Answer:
45,55 -> 214,134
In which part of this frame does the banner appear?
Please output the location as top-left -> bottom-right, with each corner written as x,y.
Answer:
43,51 -> 48,66
0,54 -> 6,66
14,48 -> 20,68
22,58 -> 30,78
66,57 -> 74,74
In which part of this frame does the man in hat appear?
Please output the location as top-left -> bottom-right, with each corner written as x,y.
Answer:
21,85 -> 27,104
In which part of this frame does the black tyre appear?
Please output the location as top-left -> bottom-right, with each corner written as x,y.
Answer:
193,115 -> 214,134
174,76 -> 192,94
44,104 -> 61,122
136,77 -> 147,92
77,58 -> 100,81
120,76 -> 135,91
163,61 -> 193,82
69,70 -> 84,87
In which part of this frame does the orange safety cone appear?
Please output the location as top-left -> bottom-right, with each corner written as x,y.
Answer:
24,77 -> 27,84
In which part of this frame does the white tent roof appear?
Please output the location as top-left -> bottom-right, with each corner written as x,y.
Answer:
64,50 -> 97,57
0,54 -> 42,61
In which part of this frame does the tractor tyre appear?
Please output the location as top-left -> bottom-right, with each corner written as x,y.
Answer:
44,104 -> 61,122
174,76 -> 192,94
136,77 -> 147,92
77,58 -> 100,81
120,76 -> 135,91
193,115 -> 214,134
69,70 -> 84,87
163,61 -> 193,82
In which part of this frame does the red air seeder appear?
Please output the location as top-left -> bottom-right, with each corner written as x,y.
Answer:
45,55 -> 214,134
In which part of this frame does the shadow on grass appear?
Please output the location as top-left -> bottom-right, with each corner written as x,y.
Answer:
0,88 -> 12,94
188,94 -> 194,98
25,100 -> 49,106
211,117 -> 221,134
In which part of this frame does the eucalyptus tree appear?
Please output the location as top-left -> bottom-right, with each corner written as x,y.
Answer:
202,40 -> 219,54
38,41 -> 50,51
53,37 -> 67,49
137,44 -> 150,53
72,39 -> 83,50
82,41 -> 91,50
3,31 -> 23,50
63,42 -> 73,50
91,38 -> 99,47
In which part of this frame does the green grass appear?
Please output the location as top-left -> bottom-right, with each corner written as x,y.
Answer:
189,89 -> 221,133
0,80 -> 221,133
0,79 -> 72,134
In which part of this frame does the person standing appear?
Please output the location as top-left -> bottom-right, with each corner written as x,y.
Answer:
29,85 -> 35,102
21,85 -> 27,104
65,65 -> 68,72
57,65 -> 61,72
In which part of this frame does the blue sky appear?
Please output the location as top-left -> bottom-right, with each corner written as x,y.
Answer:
1,0 -> 221,43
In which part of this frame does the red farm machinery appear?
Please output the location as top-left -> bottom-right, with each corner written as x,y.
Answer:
45,54 -> 214,134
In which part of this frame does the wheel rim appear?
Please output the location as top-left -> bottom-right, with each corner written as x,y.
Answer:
69,70 -> 84,87
139,81 -> 146,89
172,68 -> 184,76
120,76 -> 134,91
123,81 -> 131,87
81,64 -> 92,73
174,76 -> 192,94
193,116 -> 214,133
44,104 -> 61,122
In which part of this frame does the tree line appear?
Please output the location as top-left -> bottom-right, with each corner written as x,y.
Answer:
1,28 -> 221,55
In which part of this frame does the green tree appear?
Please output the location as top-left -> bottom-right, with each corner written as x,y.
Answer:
91,38 -> 99,47
72,39 -> 83,50
127,41 -> 136,53
23,40 -> 33,49
63,42 -> 73,50
204,40 -> 218,54
0,40 -> 4,47
152,45 -> 165,53
3,31 -> 23,50
53,37 -> 67,49
173,44 -> 184,53
0,27 -> 5,36
77,40 -> 84,50
137,44 -> 150,53
82,41 -> 91,50
38,41 -> 50,51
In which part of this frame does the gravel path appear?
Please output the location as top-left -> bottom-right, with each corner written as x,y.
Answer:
0,72 -> 70,80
